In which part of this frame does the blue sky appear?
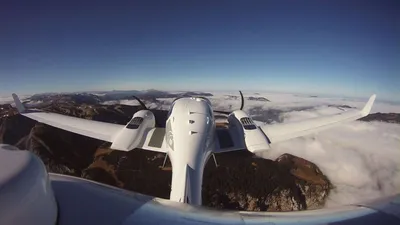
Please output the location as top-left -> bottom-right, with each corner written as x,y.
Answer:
0,0 -> 399,101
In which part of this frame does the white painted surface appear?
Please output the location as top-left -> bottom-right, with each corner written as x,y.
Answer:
111,110 -> 156,151
0,145 -> 58,225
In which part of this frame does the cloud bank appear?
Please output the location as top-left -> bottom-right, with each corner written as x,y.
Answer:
250,98 -> 400,207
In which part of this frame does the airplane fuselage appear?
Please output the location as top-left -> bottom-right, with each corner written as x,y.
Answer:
165,97 -> 215,205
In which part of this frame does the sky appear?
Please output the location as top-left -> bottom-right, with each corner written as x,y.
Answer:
0,0 -> 399,101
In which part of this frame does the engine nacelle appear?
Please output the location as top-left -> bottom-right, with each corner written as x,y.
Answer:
228,110 -> 270,153
111,110 -> 155,151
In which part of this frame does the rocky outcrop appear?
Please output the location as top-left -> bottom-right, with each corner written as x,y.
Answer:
202,151 -> 330,211
80,148 -> 331,211
0,104 -> 17,118
12,117 -> 102,176
359,112 -> 400,124
275,154 -> 330,210
247,96 -> 270,102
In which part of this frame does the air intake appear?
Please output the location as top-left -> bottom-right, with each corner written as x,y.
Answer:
126,117 -> 144,129
240,117 -> 257,130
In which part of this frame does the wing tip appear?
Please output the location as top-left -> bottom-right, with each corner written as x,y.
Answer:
12,93 -> 26,113
361,94 -> 376,116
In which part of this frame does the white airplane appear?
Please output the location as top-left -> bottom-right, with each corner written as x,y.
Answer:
11,92 -> 376,206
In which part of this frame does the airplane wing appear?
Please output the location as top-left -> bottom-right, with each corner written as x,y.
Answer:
259,94 -> 376,144
12,94 -> 167,153
214,94 -> 375,153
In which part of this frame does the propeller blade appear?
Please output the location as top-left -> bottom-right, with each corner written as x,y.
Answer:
239,90 -> 244,110
213,90 -> 244,115
131,95 -> 148,110
130,95 -> 166,127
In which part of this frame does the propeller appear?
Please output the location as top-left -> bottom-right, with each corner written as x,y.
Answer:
131,95 -> 167,127
131,95 -> 148,110
213,90 -> 244,115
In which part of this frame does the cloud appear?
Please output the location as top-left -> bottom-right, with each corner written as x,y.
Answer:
0,94 -> 31,105
0,96 -> 15,104
254,105 -> 400,207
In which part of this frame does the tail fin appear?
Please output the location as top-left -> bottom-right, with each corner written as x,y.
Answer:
361,94 -> 376,116
12,93 -> 26,113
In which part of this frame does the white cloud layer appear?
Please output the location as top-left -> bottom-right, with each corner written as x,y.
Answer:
258,121 -> 400,207
251,101 -> 400,207
210,91 -> 400,114
0,95 -> 31,105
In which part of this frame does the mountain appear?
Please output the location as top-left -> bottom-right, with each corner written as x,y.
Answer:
247,96 -> 271,102
25,90 -> 215,105
358,112 -> 400,124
